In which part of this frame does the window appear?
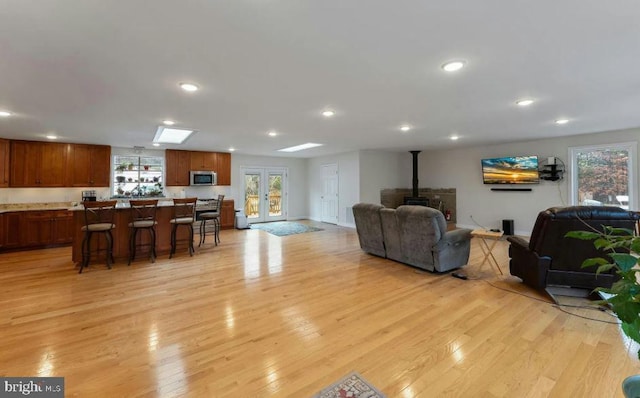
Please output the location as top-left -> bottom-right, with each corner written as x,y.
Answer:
569,142 -> 637,209
113,155 -> 164,198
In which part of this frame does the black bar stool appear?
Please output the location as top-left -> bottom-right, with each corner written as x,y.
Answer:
80,200 -> 117,274
170,197 -> 197,258
199,194 -> 224,247
128,199 -> 158,265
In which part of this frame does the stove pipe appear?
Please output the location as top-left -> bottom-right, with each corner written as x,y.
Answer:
410,150 -> 421,198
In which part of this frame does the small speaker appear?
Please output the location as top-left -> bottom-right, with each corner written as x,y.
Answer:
502,219 -> 514,235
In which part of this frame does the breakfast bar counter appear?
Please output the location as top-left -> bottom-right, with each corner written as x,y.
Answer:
71,201 -> 188,264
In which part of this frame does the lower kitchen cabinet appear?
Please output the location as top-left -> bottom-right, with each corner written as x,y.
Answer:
221,200 -> 235,229
2,212 -> 22,249
1,210 -> 74,251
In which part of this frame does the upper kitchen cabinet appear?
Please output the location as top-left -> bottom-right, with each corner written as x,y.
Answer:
0,138 -> 9,187
67,144 -> 111,187
165,149 -> 191,186
10,140 -> 67,187
190,151 -> 216,171
215,152 -> 231,186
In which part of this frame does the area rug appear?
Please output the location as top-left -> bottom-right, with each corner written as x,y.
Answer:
312,371 -> 386,398
250,221 -> 323,237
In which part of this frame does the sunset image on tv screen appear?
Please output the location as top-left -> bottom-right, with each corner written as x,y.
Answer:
481,156 -> 539,184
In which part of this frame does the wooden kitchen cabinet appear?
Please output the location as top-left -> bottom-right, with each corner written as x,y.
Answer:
67,144 -> 111,187
10,140 -> 67,187
190,151 -> 216,171
21,210 -> 74,247
2,212 -> 23,249
221,200 -> 235,229
165,149 -> 191,186
215,152 -> 231,185
0,138 -> 9,187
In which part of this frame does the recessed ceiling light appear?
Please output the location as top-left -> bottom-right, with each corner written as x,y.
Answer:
400,125 -> 411,132
163,120 -> 175,126
179,82 -> 199,92
268,131 -> 278,137
152,143 -> 161,147
0,111 -> 12,117
555,119 -> 570,125
322,110 -> 335,117
278,143 -> 323,152
229,147 -> 236,152
441,60 -> 466,72
516,99 -> 534,107
450,135 -> 460,141
45,134 -> 57,140
153,126 -> 196,144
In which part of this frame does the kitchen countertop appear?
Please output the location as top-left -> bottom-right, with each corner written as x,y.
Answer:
0,199 -> 176,213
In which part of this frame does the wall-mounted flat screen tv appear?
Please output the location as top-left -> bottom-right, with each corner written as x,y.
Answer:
481,155 -> 540,184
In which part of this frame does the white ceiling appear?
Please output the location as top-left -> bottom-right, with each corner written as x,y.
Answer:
1,1 -> 640,158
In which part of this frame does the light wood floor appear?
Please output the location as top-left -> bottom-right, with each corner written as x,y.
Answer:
1,222 -> 638,397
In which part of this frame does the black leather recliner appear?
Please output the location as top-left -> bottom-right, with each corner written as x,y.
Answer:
508,206 -> 639,291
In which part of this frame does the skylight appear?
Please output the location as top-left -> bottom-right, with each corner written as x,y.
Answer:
153,126 -> 195,144
278,143 -> 323,152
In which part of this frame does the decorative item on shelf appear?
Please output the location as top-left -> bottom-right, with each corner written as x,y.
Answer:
116,176 -> 126,183
127,178 -> 133,182
115,164 -> 127,172
143,165 -> 150,171
127,162 -> 135,171
117,188 -> 124,195
539,156 -> 565,181
153,176 -> 159,182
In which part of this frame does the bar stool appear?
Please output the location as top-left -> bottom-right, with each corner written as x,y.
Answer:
128,199 -> 158,265
170,197 -> 197,258
80,200 -> 117,274
199,194 -> 225,247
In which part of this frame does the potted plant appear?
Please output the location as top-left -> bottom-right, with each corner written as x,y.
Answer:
127,162 -> 135,171
115,164 -> 127,172
567,226 -> 640,397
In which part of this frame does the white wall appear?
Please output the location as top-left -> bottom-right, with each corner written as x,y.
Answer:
359,150 -> 402,204
400,127 -> 640,235
231,154 -> 308,220
308,151 -> 360,226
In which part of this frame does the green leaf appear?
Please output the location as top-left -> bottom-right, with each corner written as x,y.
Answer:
611,300 -> 640,325
621,318 -> 640,353
631,238 -> 640,254
581,257 -> 610,270
609,253 -> 639,271
593,238 -> 611,250
603,226 -> 634,236
565,231 -> 601,240
595,263 -> 616,275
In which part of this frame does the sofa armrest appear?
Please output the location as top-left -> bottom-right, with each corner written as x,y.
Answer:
507,235 -> 529,249
508,237 -> 551,291
439,228 -> 472,246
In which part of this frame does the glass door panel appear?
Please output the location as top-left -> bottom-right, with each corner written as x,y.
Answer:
244,171 -> 262,220
268,172 -> 283,218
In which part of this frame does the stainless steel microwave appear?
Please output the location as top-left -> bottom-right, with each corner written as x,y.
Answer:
190,170 -> 217,186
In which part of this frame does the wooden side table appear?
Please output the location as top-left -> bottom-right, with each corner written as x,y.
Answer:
471,229 -> 504,275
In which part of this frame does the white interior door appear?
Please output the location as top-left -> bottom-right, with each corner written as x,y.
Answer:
242,167 -> 287,223
321,164 -> 338,224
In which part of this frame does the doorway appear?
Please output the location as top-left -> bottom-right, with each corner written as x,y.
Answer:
321,163 -> 338,224
242,167 -> 287,223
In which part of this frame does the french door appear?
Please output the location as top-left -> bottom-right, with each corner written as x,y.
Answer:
242,167 -> 287,223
